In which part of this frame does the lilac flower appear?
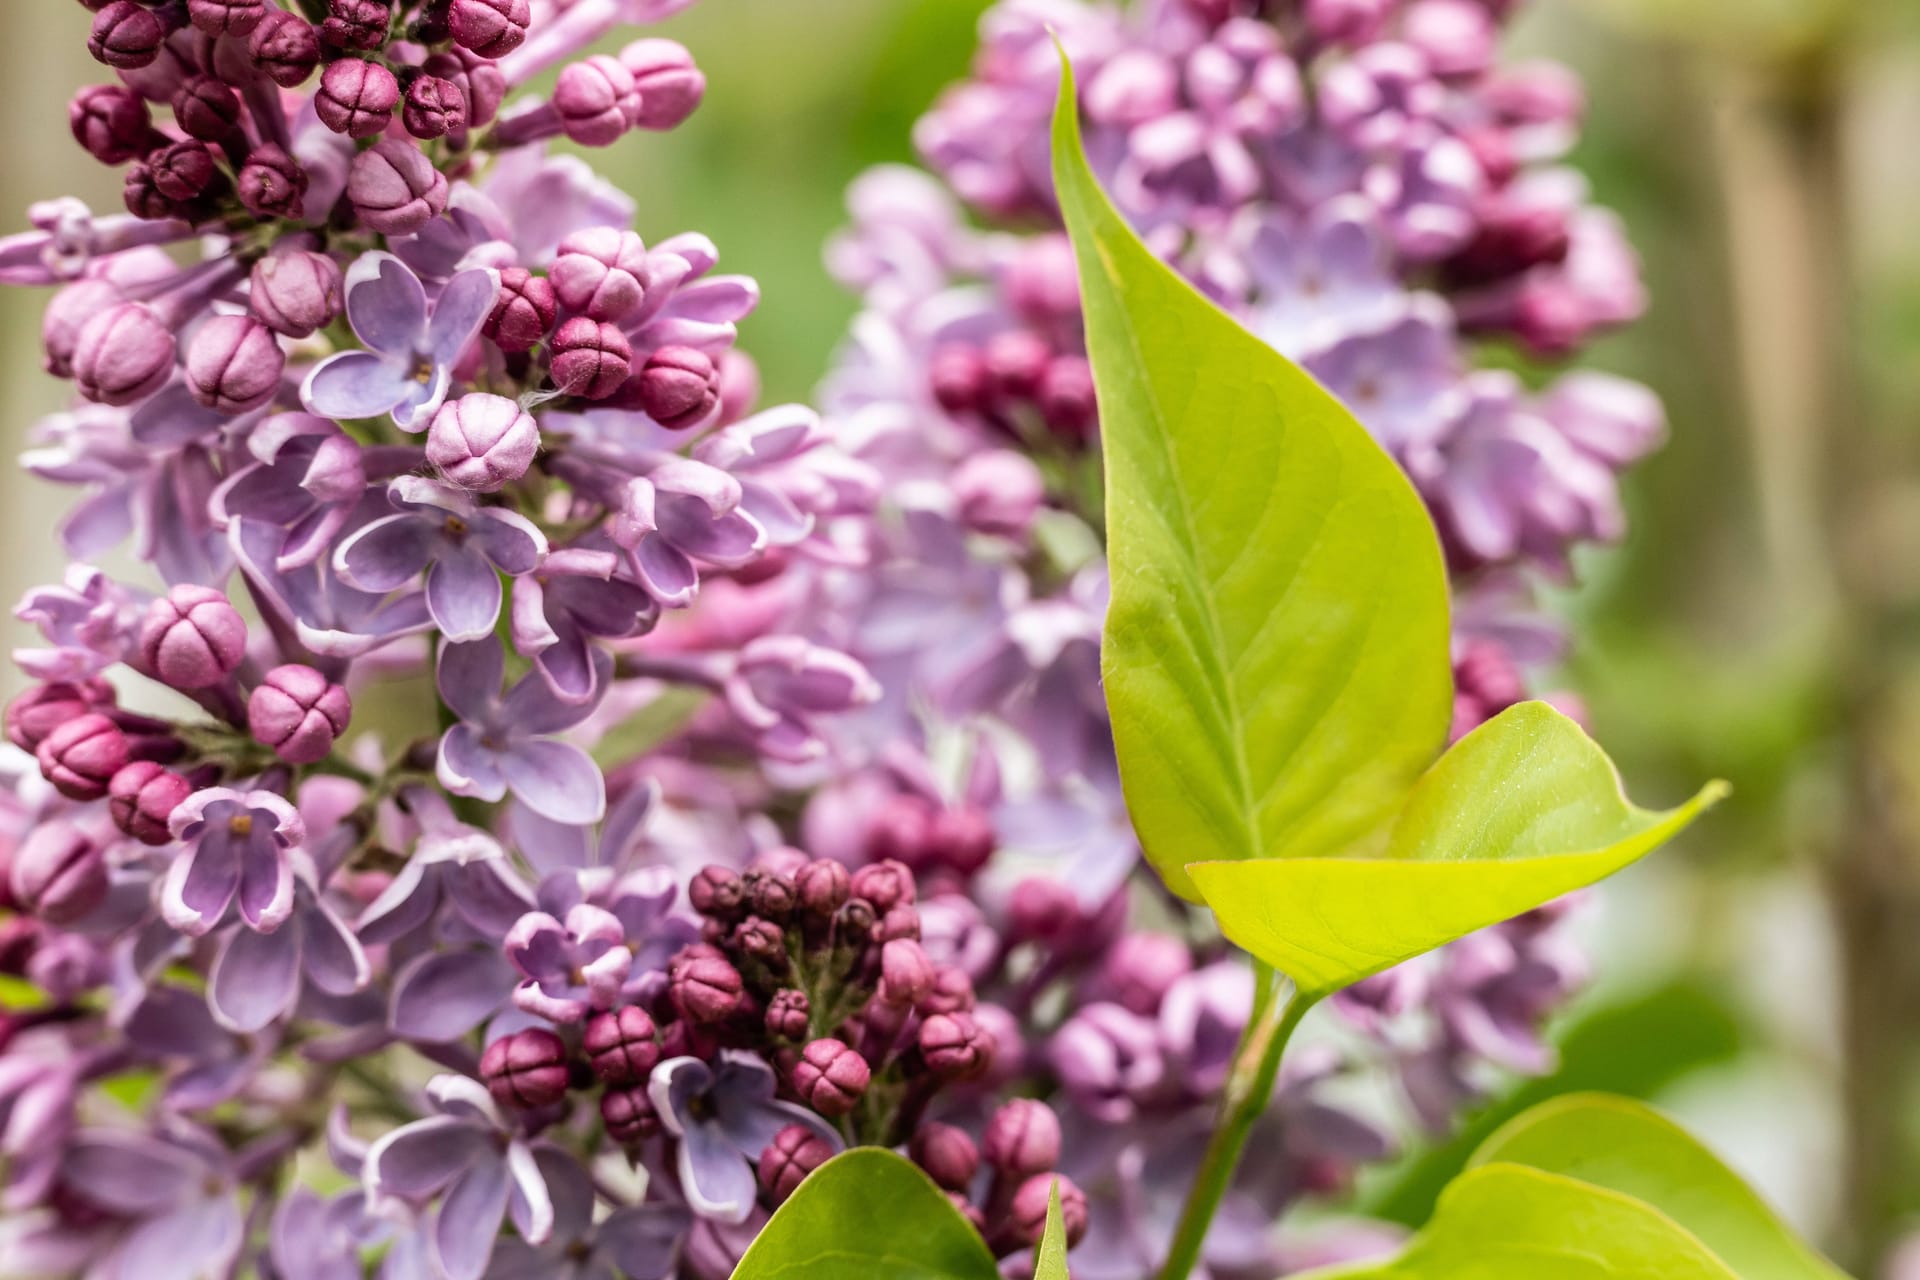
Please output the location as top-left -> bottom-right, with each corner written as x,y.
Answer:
436,636 -> 609,824
0,1030 -> 80,1208
510,546 -> 659,702
206,870 -> 369,1033
59,1127 -> 243,1280
612,458 -> 766,607
487,1148 -> 690,1280
12,564 -> 148,682
161,787 -> 304,937
334,477 -> 547,641
505,903 -> 632,1022
1239,197 -> 1403,359
230,505 -> 437,659
1303,299 -> 1464,455
650,1052 -> 841,1224
301,253 -> 499,430
723,636 -> 881,764
211,413 -> 411,572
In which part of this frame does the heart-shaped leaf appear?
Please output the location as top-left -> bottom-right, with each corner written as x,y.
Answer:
1032,1180 -> 1070,1280
729,1149 -> 999,1280
1189,702 -> 1727,997
1470,1094 -> 1848,1280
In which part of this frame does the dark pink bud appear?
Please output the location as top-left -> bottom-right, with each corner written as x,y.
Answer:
867,795 -> 935,869
403,75 -> 467,140
850,859 -> 915,914
9,827 -> 107,926
151,140 -> 222,203
833,897 -> 877,944
983,1099 -> 1060,1177
427,393 -> 538,491
480,1027 -> 571,1110
549,317 -> 631,400
248,11 -> 320,88
186,315 -> 284,414
36,714 -> 129,802
745,870 -> 798,920
554,55 -> 639,147
983,330 -> 1051,402
321,0 -> 391,52
188,0 -> 266,37
921,966 -> 975,1017
248,664 -> 350,764
124,162 -> 191,222
919,1012 -> 994,1083
348,139 -> 449,236
600,1083 -> 660,1144
929,344 -> 987,414
1009,1174 -> 1088,1248
879,938 -> 934,1008
926,807 -> 995,877
550,227 -> 648,322
909,1123 -> 978,1192
108,761 -> 193,846
874,904 -> 921,944
687,865 -> 746,919
171,75 -> 243,141
250,247 -> 342,338
765,988 -> 810,1041
140,585 -> 248,689
951,450 -> 1044,542
792,1041 -> 870,1117
730,915 -> 785,965
636,345 -> 719,431
668,947 -> 744,1024
1099,933 -> 1192,1015
484,267 -> 556,353
583,1005 -> 659,1085
794,859 -> 850,919
44,281 -> 126,379
619,39 -> 705,130
89,2 -> 167,70
1008,877 -> 1080,946
73,303 -> 174,405
6,680 -> 114,752
758,1124 -> 834,1204
425,49 -> 504,127
70,84 -> 152,164
316,59 -> 399,139
1037,355 -> 1097,437
449,0 -> 530,58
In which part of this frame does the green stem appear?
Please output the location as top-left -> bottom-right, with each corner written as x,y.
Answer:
1157,969 -> 1316,1280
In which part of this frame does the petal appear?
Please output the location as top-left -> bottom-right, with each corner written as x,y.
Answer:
61,1132 -> 201,1214
302,351 -> 412,421
303,895 -> 371,996
648,1057 -> 714,1140
472,510 -> 547,576
346,252 -> 429,355
438,723 -> 509,803
367,1117 -> 486,1203
334,515 -> 439,594
631,538 -> 697,607
388,948 -> 514,1042
113,1196 -> 244,1280
162,835 -> 240,937
426,550 -> 504,642
208,922 -> 301,1033
436,637 -> 504,722
427,267 -> 502,368
500,657 -> 609,734
504,803 -> 596,879
504,912 -> 572,983
504,1140 -> 554,1246
237,837 -> 295,933
353,859 -> 437,947
443,860 -> 538,940
674,1124 -> 756,1225
665,275 -> 759,324
434,1155 -> 510,1280
501,740 -> 606,826
597,1204 -> 690,1280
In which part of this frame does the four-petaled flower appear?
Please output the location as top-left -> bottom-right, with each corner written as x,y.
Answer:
435,636 -> 610,825
505,902 -> 633,1023
649,1052 -> 841,1224
162,787 -> 306,936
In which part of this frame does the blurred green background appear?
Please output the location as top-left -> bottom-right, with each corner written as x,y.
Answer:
5,1 -> 1920,1274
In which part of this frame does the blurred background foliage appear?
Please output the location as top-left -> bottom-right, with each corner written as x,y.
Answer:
5,0 -> 1920,1273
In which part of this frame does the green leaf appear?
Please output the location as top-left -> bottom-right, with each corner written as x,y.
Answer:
1469,1094 -> 1848,1280
730,1149 -> 999,1280
1190,701 -> 1728,998
1050,51 -> 1453,901
1032,1180 -> 1070,1280
1297,1164 -> 1741,1280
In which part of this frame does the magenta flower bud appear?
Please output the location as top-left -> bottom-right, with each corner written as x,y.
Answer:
1099,933 -> 1193,1015
171,75 -> 243,141
480,1027 -> 571,1110
874,904 -> 921,944
983,330 -> 1050,402
929,344 -> 987,414
450,0 -> 530,58
249,10 -> 320,87
189,0 -> 266,36
73,303 -> 174,406
909,1123 -> 979,1192
321,0 -> 390,51
36,714 -> 128,802
668,947 -> 744,1025
688,865 -> 746,919
9,826 -> 107,927
550,227 -> 648,322
731,915 -> 786,965
152,140 -> 222,204
89,2 -> 167,70
765,988 -> 810,1041
108,761 -> 193,846
425,393 -> 538,491
1008,876 -> 1080,945
549,317 -> 632,400
759,1124 -> 835,1205
951,450 -> 1044,541
1037,355 -> 1097,437
745,870 -> 798,920
926,806 -> 996,876
403,75 -> 467,140
316,59 -> 399,139
186,315 -> 285,414
850,859 -> 916,914
983,1099 -> 1061,1178
920,1012 -> 994,1082
250,247 -> 342,338
483,267 -> 556,353
922,966 -> 976,1017
619,39 -> 705,131
790,1038 -> 869,1117
794,859 -> 850,919
6,680 -> 114,752
69,84 -> 152,164
43,281 -> 123,378
554,56 -> 640,148
426,49 -> 505,127
601,1083 -> 660,1145
123,163 -> 185,222
879,938 -> 934,1008
583,1006 -> 659,1085
247,664 -> 351,764
834,898 -> 877,945
636,345 -> 720,431
1009,1174 -> 1089,1248
348,139 -> 449,236
140,584 -> 247,690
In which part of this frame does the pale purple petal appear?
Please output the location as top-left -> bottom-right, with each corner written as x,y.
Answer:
675,1125 -> 756,1225
347,252 -> 429,355
500,657 -> 608,734
438,723 -> 509,802
367,1117 -> 486,1202
664,276 -> 759,324
113,1196 -> 244,1280
427,267 -> 502,368
302,351 -> 413,421
632,538 -> 698,606
335,515 -> 439,594
500,740 -> 606,825
427,548 -> 505,642
389,949 -> 514,1042
60,1133 -> 201,1214
437,636 -> 505,721
599,1205 -> 690,1280
472,510 -> 547,576
208,923 -> 301,1032
503,1140 -> 554,1246
163,832 -> 240,936
304,896 -> 371,996
435,1154 -> 510,1280
237,832 -> 295,933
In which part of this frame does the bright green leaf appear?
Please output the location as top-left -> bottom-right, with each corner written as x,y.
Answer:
729,1148 -> 1000,1280
1032,1180 -> 1070,1280
1295,1164 -> 1740,1280
1470,1094 -> 1849,1280
1190,701 -> 1727,998
1050,52 -> 1453,901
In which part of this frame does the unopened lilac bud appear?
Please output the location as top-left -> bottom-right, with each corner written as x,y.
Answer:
108,761 -> 192,846
984,330 -> 1050,402
731,915 -> 785,966
189,0 -> 266,36
349,139 -> 448,236
483,267 -> 555,353
759,1124 -> 834,1204
73,303 -> 174,406
153,140 -> 222,204
765,988 -> 810,1041
549,317 -> 631,400
140,585 -> 247,689
321,0 -> 390,51
9,827 -> 107,926
171,75 -> 243,141
1010,1174 -> 1089,1248
834,897 -> 877,943
879,939 -> 934,1008
930,344 -> 987,414
919,1012 -> 994,1082
426,49 -> 505,127
402,74 -> 467,140
89,2 -> 167,70
554,56 -> 640,147
1008,877 -> 1080,946
250,247 -> 342,338
790,1038 -> 869,1117
36,714 -> 128,802
1098,932 -> 1193,1015
426,393 -> 538,491
6,681 -> 113,752
1038,355 -> 1097,437
1304,0 -> 1391,44
450,0 -> 530,58
874,904 -> 921,944
910,1123 -> 979,1192
601,1082 -> 660,1144
551,228 -> 648,322
247,664 -> 350,764
316,59 -> 399,139
70,84 -> 152,164
480,1027 -> 571,1110
668,947 -> 744,1024
921,966 -> 975,1016
794,859 -> 850,919
43,281 -> 122,378
186,315 -> 284,414
583,1005 -> 659,1085
688,865 -> 746,919
249,10 -> 320,87
926,807 -> 996,876
850,859 -> 915,914
636,346 -> 719,430
619,39 -> 705,130
952,450 -> 1044,541
745,870 -> 798,920
983,1099 -> 1060,1177
124,163 -> 186,222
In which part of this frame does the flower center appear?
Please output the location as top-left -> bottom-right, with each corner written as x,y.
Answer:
443,515 -> 469,539
409,353 -> 435,385
228,814 -> 254,837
